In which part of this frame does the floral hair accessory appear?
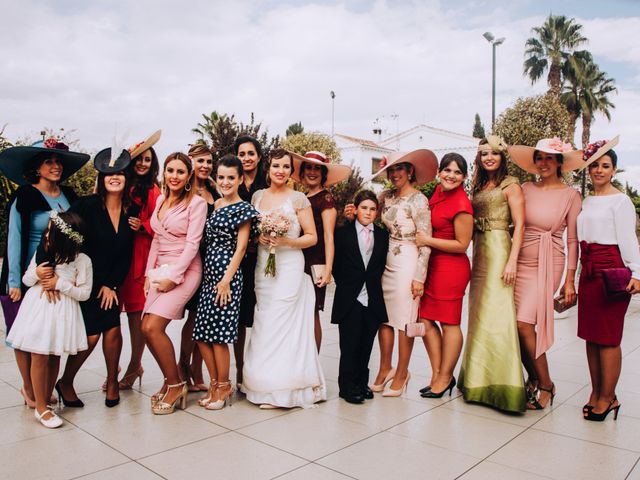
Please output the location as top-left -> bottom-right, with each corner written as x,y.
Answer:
43,138 -> 70,151
49,211 -> 84,245
478,135 -> 508,153
379,156 -> 388,168
583,140 -> 608,161
546,137 -> 573,153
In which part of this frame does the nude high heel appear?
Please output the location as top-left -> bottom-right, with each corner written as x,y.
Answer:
119,367 -> 144,390
382,372 -> 411,397
152,381 -> 188,415
198,380 -> 217,407
370,368 -> 396,393
205,381 -> 234,410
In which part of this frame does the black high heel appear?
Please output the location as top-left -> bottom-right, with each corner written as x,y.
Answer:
55,380 -> 84,408
584,398 -> 620,422
105,396 -> 120,408
419,385 -> 432,395
421,377 -> 456,398
527,383 -> 555,410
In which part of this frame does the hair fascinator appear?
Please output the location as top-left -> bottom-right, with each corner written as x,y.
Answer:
479,135 -> 508,153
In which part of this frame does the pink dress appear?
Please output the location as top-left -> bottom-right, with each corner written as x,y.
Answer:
143,195 -> 207,319
514,183 -> 581,357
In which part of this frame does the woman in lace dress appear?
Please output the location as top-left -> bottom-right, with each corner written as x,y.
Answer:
241,149 -> 326,408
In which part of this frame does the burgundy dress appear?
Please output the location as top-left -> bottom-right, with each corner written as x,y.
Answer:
303,190 -> 336,311
419,185 -> 473,325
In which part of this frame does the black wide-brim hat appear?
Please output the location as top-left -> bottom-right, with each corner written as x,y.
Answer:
0,144 -> 90,186
94,148 -> 132,174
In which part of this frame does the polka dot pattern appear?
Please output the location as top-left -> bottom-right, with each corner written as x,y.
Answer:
193,201 -> 259,344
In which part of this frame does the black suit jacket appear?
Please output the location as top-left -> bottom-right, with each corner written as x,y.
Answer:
331,221 -> 389,325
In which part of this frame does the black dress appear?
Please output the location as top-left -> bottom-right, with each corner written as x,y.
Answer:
71,196 -> 134,336
193,201 -> 259,344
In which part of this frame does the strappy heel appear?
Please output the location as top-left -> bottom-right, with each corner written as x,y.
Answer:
151,379 -> 168,407
119,367 -> 144,390
205,381 -> 234,410
584,397 -> 620,422
152,381 -> 188,415
527,383 -> 556,410
102,366 -> 121,392
370,368 -> 396,393
198,380 -> 217,407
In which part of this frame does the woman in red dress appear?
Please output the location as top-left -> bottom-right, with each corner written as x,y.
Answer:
118,131 -> 162,389
416,153 -> 473,398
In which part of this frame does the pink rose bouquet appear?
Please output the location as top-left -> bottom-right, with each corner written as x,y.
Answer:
258,211 -> 292,277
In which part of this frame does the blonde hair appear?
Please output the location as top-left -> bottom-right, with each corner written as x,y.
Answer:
162,152 -> 195,206
187,143 -> 211,158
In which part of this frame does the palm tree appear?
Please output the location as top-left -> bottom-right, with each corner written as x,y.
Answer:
523,15 -> 587,97
579,65 -> 616,149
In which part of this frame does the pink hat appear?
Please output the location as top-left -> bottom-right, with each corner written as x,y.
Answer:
369,149 -> 438,185
289,150 -> 352,186
508,138 -> 584,174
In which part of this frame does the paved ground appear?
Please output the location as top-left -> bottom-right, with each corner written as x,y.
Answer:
1,286 -> 640,480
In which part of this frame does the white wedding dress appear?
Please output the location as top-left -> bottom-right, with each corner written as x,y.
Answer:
242,190 -> 326,408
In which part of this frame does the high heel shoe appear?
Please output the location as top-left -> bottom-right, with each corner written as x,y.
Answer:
527,383 -> 555,410
421,377 -> 456,398
151,379 -> 167,407
118,367 -> 144,390
205,381 -> 234,410
198,380 -> 217,407
105,396 -> 120,408
584,397 -> 620,422
102,366 -> 121,392
20,388 -> 36,408
34,408 -> 63,429
55,380 -> 84,408
370,368 -> 396,393
382,372 -> 410,397
152,381 -> 188,415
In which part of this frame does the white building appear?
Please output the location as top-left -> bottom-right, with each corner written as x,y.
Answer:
336,124 -> 480,181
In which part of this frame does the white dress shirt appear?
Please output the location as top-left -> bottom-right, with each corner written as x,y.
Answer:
355,220 -> 374,306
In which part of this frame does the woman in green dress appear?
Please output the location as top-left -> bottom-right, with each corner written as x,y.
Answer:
458,136 -> 527,413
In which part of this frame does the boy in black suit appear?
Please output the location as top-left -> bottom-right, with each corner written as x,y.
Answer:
332,190 -> 389,404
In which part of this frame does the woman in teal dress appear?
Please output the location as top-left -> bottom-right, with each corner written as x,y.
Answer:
458,136 -> 527,413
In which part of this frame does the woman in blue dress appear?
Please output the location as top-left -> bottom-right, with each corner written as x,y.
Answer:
193,154 -> 258,410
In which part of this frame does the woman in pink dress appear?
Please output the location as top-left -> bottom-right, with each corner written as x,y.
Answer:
509,138 -> 583,410
141,152 -> 207,415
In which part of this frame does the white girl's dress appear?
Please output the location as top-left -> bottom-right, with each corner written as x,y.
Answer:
6,253 -> 93,356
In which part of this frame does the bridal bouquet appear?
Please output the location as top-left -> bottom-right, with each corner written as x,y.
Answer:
258,211 -> 292,277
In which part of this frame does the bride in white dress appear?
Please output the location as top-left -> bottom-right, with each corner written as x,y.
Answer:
242,149 -> 327,408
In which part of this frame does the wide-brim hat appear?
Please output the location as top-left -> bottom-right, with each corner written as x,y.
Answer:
508,138 -> 584,174
580,136 -> 619,170
94,148 -> 132,174
128,130 -> 161,159
368,149 -> 438,185
289,150 -> 352,187
0,140 -> 90,186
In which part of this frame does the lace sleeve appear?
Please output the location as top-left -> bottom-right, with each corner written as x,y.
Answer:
410,193 -> 431,283
292,190 -> 311,212
251,189 -> 264,209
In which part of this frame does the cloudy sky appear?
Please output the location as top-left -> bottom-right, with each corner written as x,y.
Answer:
2,0 -> 640,186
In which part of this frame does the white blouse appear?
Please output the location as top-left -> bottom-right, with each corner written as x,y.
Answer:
577,194 -> 640,279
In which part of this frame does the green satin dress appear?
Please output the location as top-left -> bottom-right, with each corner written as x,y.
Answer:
458,176 -> 526,413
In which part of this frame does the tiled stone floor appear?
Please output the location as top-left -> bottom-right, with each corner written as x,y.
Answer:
1,287 -> 639,479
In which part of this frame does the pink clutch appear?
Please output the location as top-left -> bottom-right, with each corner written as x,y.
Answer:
148,264 -> 172,283
405,321 -> 425,338
601,267 -> 632,295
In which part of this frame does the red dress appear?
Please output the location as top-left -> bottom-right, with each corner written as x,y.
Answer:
419,185 -> 473,324
119,185 -> 161,312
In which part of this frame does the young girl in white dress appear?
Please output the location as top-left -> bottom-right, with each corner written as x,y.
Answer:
6,211 -> 92,428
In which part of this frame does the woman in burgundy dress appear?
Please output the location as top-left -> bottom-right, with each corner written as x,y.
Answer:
119,131 -> 161,390
416,153 -> 473,398
291,151 -> 351,351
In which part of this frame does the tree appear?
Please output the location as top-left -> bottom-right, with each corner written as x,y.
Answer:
281,132 -> 342,162
472,113 -> 486,139
331,168 -> 366,226
578,65 -> 616,149
493,94 -> 571,183
523,15 -> 587,97
560,50 -> 593,145
192,111 -> 280,161
285,122 -> 304,137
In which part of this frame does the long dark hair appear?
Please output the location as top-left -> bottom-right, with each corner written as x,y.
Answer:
471,138 -> 508,195
45,212 -> 85,264
127,147 -> 159,207
96,171 -> 132,213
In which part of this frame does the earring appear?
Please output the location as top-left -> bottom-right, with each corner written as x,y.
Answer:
185,182 -> 191,192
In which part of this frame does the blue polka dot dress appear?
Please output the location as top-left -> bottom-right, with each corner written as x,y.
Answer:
193,201 -> 259,344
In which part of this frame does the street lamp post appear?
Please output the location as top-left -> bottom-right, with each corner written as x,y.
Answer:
483,32 -> 505,129
330,91 -> 336,138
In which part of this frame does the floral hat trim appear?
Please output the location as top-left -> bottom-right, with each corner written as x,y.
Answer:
50,211 -> 83,245
544,137 -> 574,153
42,138 -> 70,151
478,135 -> 508,153
583,140 -> 608,161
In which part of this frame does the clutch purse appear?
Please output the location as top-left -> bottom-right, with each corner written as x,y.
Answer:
601,267 -> 632,295
405,321 -> 426,338
553,295 -> 577,313
310,264 -> 334,285
148,264 -> 172,283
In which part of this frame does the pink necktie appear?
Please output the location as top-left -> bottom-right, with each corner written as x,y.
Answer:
363,227 -> 372,251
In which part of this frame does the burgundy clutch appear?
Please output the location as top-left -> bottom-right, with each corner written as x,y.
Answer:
553,295 -> 577,313
601,267 -> 632,295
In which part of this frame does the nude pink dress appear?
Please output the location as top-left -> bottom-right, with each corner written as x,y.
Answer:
143,194 -> 207,319
514,183 -> 581,357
